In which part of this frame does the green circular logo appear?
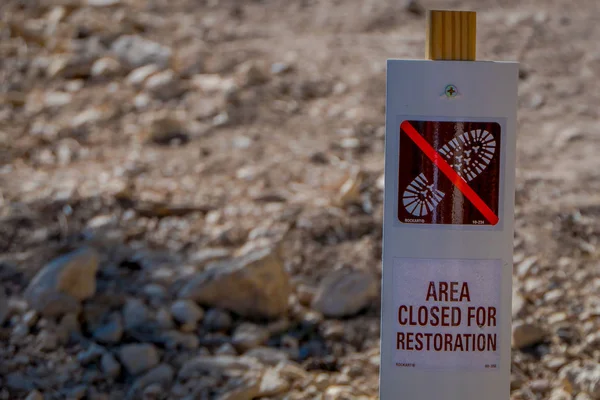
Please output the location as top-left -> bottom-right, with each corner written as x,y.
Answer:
445,84 -> 458,98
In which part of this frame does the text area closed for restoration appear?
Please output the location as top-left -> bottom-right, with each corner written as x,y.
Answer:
392,258 -> 502,370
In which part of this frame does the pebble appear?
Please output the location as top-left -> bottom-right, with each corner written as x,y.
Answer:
126,64 -> 160,87
111,35 -> 172,69
516,256 -> 537,277
312,266 -> 377,318
549,389 -> 573,400
405,0 -> 425,15
179,247 -> 291,319
203,308 -> 233,332
12,323 -> 29,340
296,284 -> 317,306
78,343 -> 105,365
123,298 -> 152,331
232,323 -> 270,351
66,385 -> 87,400
529,379 -> 551,393
512,289 -> 526,317
271,62 -> 291,75
5,372 -> 35,391
215,343 -> 237,356
132,364 -> 174,393
236,60 -> 269,87
118,344 -> 160,375
25,391 -> 43,400
22,310 -> 39,328
101,353 -> 121,378
178,355 -> 254,380
91,57 -> 121,77
143,284 -> 168,302
245,347 -> 290,366
544,356 -> 568,371
512,321 -> 547,349
142,383 -> 163,399
37,330 -> 58,351
171,300 -> 204,327
258,367 -> 290,397
324,385 -> 353,400
24,247 -> 99,317
93,312 -> 123,343
44,91 -> 72,108
156,307 -> 175,330
160,330 -> 199,350
145,69 -> 183,100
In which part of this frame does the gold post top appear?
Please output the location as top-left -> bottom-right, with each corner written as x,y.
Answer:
426,10 -> 476,61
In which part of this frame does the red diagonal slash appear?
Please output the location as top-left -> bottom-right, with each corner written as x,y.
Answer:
401,121 -> 499,225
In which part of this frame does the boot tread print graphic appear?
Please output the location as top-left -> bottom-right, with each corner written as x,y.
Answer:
402,173 -> 445,217
402,129 -> 496,217
438,129 -> 496,182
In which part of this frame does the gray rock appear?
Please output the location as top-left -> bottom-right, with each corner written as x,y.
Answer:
24,247 -> 99,317
512,321 -> 547,349
179,247 -> 291,319
101,353 -> 121,378
111,35 -> 172,69
78,343 -> 105,365
311,266 -> 377,318
171,300 -> 204,327
203,308 -> 233,332
123,298 -> 152,331
118,344 -> 159,375
232,323 -> 269,351
93,312 -> 123,343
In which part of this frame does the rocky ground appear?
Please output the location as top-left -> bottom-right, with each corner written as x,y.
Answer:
0,0 -> 599,399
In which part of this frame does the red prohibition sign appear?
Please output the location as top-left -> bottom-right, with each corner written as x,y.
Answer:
399,120 -> 500,226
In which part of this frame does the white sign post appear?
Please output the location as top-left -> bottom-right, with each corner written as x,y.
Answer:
379,10 -> 518,400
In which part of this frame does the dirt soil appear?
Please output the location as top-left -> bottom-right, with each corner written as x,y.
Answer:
0,0 -> 599,399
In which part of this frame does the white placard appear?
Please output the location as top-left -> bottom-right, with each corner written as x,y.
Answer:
392,258 -> 501,370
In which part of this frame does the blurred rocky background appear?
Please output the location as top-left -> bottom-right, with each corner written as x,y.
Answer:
0,0 -> 599,399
